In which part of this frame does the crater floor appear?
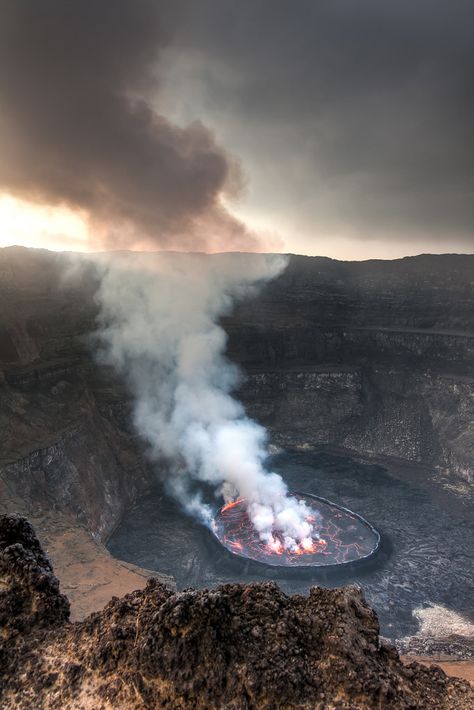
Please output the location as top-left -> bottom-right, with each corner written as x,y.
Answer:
108,451 -> 474,641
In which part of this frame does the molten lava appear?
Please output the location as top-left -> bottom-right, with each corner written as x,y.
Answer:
221,499 -> 245,513
212,493 -> 380,567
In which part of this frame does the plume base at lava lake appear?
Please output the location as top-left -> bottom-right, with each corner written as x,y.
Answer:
109,451 -> 474,642
212,492 -> 380,568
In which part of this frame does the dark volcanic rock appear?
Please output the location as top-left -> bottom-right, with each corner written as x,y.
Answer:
0,514 -> 69,634
1,516 -> 472,709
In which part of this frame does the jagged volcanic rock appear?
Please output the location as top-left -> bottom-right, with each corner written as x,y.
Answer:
0,515 -> 472,708
0,514 -> 69,634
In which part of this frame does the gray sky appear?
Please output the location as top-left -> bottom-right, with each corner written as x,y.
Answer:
0,1 -> 472,257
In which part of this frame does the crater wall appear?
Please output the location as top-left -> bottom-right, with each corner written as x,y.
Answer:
1,247 -> 473,547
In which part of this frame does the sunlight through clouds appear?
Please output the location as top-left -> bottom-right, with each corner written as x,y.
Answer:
0,195 -> 90,251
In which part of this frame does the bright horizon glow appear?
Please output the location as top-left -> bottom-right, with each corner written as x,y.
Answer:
0,195 -> 90,252
0,193 -> 472,260
229,202 -> 474,260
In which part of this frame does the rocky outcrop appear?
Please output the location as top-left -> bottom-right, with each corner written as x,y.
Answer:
0,514 -> 69,635
1,515 -> 472,709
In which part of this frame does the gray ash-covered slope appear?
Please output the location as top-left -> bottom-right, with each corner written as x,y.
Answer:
1,513 -> 472,709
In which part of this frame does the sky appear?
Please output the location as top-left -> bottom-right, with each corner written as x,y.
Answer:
0,0 -> 472,259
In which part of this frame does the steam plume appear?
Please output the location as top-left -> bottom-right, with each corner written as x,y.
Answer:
95,252 -> 314,550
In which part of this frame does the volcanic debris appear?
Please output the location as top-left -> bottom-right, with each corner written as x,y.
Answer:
0,514 -> 472,709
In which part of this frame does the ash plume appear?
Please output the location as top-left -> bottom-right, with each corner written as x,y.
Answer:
0,0 -> 257,252
95,252 -> 314,550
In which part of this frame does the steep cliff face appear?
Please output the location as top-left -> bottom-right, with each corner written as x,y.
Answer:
239,368 -> 474,485
0,249 -> 160,539
1,515 -> 472,709
226,254 -> 474,486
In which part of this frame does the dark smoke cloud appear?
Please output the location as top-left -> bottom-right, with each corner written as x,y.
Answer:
0,1 -> 472,253
163,0 -> 474,247
0,1 -> 258,251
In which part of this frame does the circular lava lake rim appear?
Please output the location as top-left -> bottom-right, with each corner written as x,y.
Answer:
212,492 -> 381,569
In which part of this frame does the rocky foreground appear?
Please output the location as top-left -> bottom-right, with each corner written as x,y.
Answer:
0,514 -> 472,709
